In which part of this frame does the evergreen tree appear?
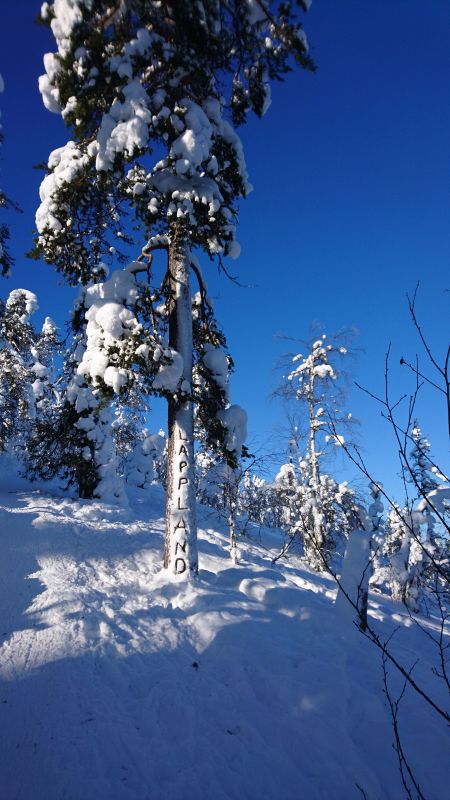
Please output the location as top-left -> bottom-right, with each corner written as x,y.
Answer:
25,342 -> 106,499
34,0 -> 314,576
29,316 -> 61,419
27,263 -> 163,499
284,334 -> 354,569
0,289 -> 39,452
376,423 -> 443,610
126,429 -> 165,490
410,420 -> 439,543
238,470 -> 268,527
367,480 -> 384,581
383,503 -> 424,611
272,461 -> 298,532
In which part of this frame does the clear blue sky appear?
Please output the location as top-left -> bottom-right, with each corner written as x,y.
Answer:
0,1 -> 449,501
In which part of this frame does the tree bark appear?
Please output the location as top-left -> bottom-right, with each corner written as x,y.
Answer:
163,226 -> 198,577
305,378 -> 324,569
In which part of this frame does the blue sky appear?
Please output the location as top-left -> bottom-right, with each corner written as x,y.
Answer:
0,1 -> 449,500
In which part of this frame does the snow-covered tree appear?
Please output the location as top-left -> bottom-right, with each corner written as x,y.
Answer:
34,0 -> 314,577
367,481 -> 384,579
373,425 -> 446,611
238,470 -> 268,527
36,316 -> 60,377
25,340 -> 105,499
25,292 -> 108,497
271,461 -> 299,531
28,316 -> 61,419
383,504 -> 425,612
283,334 -> 354,569
0,289 -> 39,452
197,441 -> 279,560
126,429 -> 165,490
368,481 -> 384,535
384,503 -> 406,561
27,263 -> 169,500
410,420 -> 439,543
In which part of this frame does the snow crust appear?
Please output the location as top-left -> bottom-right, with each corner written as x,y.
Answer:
0,484 -> 448,800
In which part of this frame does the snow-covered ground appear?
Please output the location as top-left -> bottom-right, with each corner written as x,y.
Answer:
0,480 -> 448,800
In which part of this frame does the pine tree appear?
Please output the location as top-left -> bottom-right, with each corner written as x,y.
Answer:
34,0 -> 314,575
25,291 -> 110,498
25,347 -> 105,499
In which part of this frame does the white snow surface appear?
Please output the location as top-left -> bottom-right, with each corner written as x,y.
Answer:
0,480 -> 448,800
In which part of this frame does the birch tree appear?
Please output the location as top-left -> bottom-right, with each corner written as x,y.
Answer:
34,0 -> 314,576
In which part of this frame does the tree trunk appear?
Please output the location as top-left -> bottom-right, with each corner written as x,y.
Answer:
226,479 -> 237,560
163,226 -> 198,577
305,382 -> 324,570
